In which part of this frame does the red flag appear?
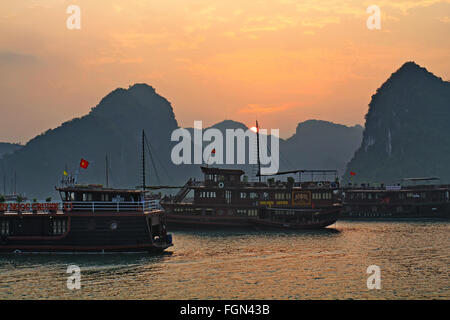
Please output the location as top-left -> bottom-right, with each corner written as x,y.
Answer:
211,148 -> 216,154
350,171 -> 356,176
80,158 -> 89,169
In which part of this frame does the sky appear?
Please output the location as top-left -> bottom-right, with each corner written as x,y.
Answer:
0,0 -> 449,143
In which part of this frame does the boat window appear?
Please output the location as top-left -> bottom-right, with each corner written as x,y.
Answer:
247,209 -> 258,217
225,190 -> 232,204
240,192 -> 247,199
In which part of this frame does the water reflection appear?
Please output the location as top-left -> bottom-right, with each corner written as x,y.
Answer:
0,221 -> 448,299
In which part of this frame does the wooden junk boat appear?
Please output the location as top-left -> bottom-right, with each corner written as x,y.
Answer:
0,184 -> 172,253
161,167 -> 342,230
0,131 -> 173,254
342,177 -> 450,219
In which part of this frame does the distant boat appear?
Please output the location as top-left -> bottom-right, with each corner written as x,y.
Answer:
342,177 -> 450,219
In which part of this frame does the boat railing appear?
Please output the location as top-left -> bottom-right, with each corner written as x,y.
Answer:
0,200 -> 162,214
66,200 -> 161,212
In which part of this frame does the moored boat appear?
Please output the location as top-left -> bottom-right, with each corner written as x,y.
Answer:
161,166 -> 342,230
0,184 -> 172,253
342,178 -> 450,219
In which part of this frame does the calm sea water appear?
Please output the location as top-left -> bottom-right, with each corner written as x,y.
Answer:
0,221 -> 448,299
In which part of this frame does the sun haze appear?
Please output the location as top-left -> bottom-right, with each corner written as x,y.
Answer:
1,0 -> 449,142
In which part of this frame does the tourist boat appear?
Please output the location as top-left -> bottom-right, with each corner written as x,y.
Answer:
161,166 -> 342,230
0,131 -> 173,253
342,177 -> 450,219
0,185 -> 172,253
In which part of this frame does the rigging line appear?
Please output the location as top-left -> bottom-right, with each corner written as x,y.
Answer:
264,135 -> 296,171
143,132 -> 161,186
143,131 -> 176,184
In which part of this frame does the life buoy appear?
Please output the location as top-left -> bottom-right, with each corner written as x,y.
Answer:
218,182 -> 225,188
63,202 -> 73,212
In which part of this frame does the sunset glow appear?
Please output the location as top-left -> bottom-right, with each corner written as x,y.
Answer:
1,0 -> 449,143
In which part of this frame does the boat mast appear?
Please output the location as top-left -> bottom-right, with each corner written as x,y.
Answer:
142,130 -> 146,190
256,120 -> 261,183
105,155 -> 109,188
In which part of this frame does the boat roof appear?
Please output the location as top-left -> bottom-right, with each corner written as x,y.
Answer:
401,177 -> 440,181
201,166 -> 245,176
258,169 -> 338,176
344,186 -> 450,192
56,185 -> 145,194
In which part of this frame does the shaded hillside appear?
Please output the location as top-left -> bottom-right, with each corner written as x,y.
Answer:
0,143 -> 22,159
0,84 -> 195,198
185,119 -> 363,180
283,120 -> 363,174
344,62 -> 450,184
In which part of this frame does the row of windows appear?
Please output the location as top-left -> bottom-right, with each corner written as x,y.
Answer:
240,192 -> 261,199
274,210 -> 297,215
173,207 -> 197,213
348,192 -> 449,201
199,191 -> 217,198
274,193 -> 292,200
53,219 -> 67,235
312,192 -> 332,200
232,209 -> 258,216
0,221 -> 9,236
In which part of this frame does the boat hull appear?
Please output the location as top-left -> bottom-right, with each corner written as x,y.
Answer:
164,205 -> 341,230
0,211 -> 172,254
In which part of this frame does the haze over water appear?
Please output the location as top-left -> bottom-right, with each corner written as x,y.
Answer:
0,221 -> 448,299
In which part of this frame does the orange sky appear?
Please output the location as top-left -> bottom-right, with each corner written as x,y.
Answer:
1,0 -> 449,143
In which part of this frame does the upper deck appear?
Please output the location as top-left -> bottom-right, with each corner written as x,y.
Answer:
0,185 -> 161,215
168,167 -> 341,208
56,184 -> 161,213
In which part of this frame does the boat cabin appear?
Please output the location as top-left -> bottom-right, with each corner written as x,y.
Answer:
56,184 -> 159,213
201,167 -> 245,187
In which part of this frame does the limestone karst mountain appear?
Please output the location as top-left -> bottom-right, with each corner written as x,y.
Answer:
344,62 -> 450,184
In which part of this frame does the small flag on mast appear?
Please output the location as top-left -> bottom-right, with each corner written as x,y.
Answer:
63,170 -> 68,176
80,158 -> 89,169
350,171 -> 356,176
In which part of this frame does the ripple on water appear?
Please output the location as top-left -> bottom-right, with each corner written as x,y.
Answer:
0,221 -> 448,299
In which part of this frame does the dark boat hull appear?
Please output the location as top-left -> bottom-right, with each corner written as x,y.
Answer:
165,206 -> 340,230
342,202 -> 450,220
0,212 -> 172,254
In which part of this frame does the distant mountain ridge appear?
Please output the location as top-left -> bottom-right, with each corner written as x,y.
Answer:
0,84 -> 363,198
344,61 -> 450,183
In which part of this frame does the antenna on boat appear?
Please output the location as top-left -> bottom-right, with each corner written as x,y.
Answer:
256,120 -> 261,183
